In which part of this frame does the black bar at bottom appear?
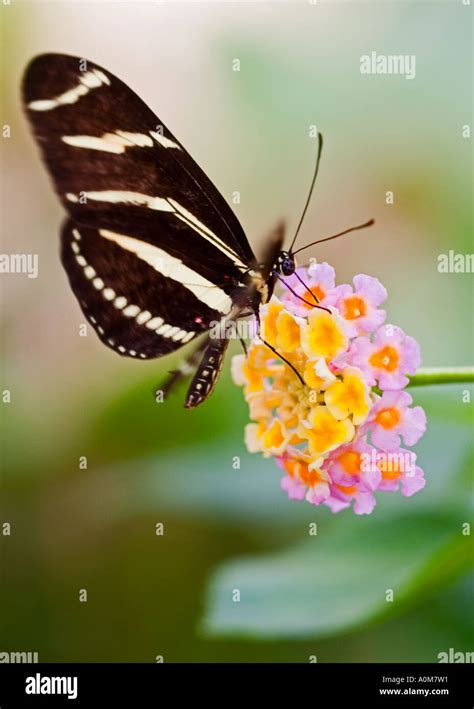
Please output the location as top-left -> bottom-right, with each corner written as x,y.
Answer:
0,662 -> 471,707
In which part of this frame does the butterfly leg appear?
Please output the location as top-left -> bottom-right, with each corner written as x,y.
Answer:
239,337 -> 248,356
157,337 -> 208,400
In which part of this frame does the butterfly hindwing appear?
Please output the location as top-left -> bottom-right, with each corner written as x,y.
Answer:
60,219 -> 231,358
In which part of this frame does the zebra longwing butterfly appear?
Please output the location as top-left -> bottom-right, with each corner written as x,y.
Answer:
22,54 -> 373,408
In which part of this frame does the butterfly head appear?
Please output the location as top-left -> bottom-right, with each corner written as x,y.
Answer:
275,251 -> 296,277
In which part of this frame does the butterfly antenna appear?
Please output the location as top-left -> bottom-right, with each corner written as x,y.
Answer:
292,219 -> 375,256
288,132 -> 323,254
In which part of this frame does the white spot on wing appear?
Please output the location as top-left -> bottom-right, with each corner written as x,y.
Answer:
166,326 -> 181,338
28,69 -> 110,112
66,191 -> 174,212
114,296 -> 127,310
117,131 -> 154,147
150,131 -> 182,150
157,324 -> 173,336
123,304 -> 140,317
62,131 -> 154,154
146,316 -> 164,330
136,310 -> 152,324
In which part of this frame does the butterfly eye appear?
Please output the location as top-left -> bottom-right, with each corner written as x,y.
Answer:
281,257 -> 295,276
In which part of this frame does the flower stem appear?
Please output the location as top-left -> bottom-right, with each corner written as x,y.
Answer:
407,367 -> 474,388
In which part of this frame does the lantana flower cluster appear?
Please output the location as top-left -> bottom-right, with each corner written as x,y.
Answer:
232,262 -> 427,514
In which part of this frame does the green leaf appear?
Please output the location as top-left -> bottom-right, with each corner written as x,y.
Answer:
202,512 -> 473,639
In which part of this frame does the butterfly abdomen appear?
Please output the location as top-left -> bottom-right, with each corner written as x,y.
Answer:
184,337 -> 230,408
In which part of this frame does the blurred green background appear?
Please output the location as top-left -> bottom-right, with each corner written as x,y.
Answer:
0,1 -> 472,662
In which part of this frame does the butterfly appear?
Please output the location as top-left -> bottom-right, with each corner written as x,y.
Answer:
22,54 -> 373,408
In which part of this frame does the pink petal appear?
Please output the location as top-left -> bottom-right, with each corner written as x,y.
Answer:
281,475 -> 306,501
353,492 -> 377,515
353,274 -> 388,307
401,466 -> 426,497
324,495 -> 351,513
400,406 -> 427,446
371,426 -> 402,450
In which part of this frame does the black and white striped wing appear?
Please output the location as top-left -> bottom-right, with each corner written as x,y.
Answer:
23,53 -> 256,357
62,220 -> 225,358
